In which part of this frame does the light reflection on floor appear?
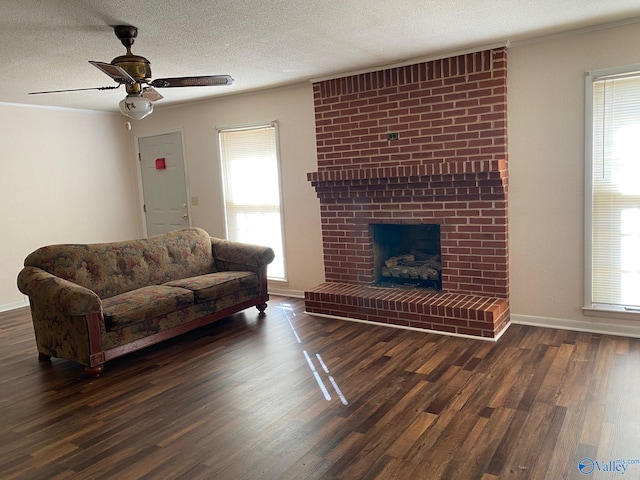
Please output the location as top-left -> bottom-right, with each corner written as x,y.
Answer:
276,302 -> 349,405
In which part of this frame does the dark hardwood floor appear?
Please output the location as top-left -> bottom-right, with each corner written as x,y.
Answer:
2,296 -> 640,479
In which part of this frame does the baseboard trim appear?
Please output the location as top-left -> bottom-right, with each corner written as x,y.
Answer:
511,314 -> 640,339
0,299 -> 29,313
268,288 -> 305,299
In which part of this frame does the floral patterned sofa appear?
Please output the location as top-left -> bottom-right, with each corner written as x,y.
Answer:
17,227 -> 275,376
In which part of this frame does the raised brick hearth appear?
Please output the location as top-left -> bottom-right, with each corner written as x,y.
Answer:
305,283 -> 509,338
305,47 -> 510,339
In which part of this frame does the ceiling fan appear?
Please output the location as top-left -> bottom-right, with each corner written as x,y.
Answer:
29,25 -> 234,119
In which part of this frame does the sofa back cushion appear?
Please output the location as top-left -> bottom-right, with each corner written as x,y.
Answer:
23,227 -> 216,299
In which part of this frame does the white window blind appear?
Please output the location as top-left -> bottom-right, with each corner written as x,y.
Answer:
218,123 -> 286,280
590,71 -> 640,310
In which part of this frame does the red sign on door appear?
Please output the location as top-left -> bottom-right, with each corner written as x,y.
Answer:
155,158 -> 166,170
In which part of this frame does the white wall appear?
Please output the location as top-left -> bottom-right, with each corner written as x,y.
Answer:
130,83 -> 325,296
0,104 -> 142,310
508,22 -> 640,335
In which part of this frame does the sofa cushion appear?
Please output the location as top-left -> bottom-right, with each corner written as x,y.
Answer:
102,285 -> 194,330
164,271 -> 258,304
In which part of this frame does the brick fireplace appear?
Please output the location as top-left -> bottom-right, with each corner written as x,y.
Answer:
304,47 -> 510,339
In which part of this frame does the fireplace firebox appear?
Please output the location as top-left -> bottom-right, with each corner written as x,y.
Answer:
372,224 -> 441,291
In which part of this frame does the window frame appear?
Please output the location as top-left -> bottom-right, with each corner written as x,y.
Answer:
216,120 -> 288,282
584,63 -> 640,320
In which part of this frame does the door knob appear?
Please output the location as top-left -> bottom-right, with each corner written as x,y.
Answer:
182,213 -> 188,219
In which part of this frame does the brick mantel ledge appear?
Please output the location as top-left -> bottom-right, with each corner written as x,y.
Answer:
307,159 -> 507,184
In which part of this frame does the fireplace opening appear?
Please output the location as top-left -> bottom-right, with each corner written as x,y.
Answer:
371,224 -> 442,291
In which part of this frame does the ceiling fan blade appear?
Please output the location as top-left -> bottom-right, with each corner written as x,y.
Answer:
29,85 -> 120,95
149,75 -> 233,88
89,60 -> 136,85
142,86 -> 164,102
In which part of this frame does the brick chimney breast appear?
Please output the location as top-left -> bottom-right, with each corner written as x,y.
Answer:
306,48 -> 510,340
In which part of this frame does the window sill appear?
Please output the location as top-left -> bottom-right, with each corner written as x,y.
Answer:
583,304 -> 640,321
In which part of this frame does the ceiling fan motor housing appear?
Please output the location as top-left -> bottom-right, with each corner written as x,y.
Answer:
111,54 -> 152,92
111,25 -> 151,93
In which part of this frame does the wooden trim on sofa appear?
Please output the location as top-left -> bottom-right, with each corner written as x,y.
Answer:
83,294 -> 270,376
86,313 -> 106,374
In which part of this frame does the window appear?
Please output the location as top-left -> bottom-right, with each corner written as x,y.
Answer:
218,122 -> 286,280
585,65 -> 640,315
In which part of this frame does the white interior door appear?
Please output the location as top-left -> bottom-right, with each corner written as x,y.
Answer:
138,132 -> 190,236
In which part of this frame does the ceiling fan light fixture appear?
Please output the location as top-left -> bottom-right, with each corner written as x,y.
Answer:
119,93 -> 153,120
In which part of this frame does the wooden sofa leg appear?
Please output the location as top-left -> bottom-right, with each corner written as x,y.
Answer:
38,352 -> 51,362
84,364 -> 104,377
256,303 -> 267,315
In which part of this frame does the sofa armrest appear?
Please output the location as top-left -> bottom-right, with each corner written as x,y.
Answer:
210,237 -> 275,271
17,266 -> 102,316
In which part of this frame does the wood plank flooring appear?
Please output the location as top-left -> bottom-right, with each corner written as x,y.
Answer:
1,296 -> 640,479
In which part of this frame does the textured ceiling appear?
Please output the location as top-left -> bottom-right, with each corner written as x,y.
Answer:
2,0 -> 640,114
